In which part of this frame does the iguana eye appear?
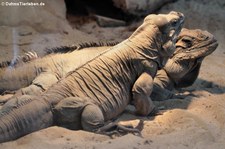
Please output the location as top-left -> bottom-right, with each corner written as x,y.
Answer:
171,19 -> 178,26
181,36 -> 192,42
197,34 -> 208,40
181,37 -> 193,47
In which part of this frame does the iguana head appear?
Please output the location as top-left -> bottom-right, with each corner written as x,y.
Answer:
144,11 -> 185,57
129,11 -> 185,59
164,28 -> 218,86
173,28 -> 218,60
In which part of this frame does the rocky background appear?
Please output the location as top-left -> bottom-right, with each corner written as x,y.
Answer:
0,0 -> 225,148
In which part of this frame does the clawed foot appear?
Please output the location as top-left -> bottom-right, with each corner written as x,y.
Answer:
22,51 -> 38,62
147,106 -> 165,117
97,122 -> 141,137
171,91 -> 197,99
1,91 -> 15,105
1,90 -> 15,95
0,93 -> 14,105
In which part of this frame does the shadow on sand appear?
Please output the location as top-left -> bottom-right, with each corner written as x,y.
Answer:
120,77 -> 225,126
155,78 -> 225,110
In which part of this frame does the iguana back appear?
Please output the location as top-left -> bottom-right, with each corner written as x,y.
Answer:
0,44 -> 114,94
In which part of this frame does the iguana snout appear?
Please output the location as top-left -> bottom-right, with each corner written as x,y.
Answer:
173,28 -> 218,61
144,11 -> 184,36
164,28 -> 218,83
128,11 -> 184,61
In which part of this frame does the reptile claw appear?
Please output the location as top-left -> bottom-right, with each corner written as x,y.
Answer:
147,107 -> 163,117
97,122 -> 141,137
172,91 -> 197,99
1,90 -> 16,95
22,51 -> 38,62
0,93 -> 14,105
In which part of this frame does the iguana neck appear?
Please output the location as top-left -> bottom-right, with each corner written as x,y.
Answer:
127,24 -> 164,68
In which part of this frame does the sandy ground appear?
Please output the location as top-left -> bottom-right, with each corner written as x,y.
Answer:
0,0 -> 225,148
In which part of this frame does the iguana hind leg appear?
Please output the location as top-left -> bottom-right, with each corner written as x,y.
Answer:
53,97 -> 140,135
82,105 -> 141,135
53,97 -> 104,131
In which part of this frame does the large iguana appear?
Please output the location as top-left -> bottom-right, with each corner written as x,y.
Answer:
0,28 -> 217,104
0,12 -> 182,101
24,28 -> 218,101
0,11 -> 184,143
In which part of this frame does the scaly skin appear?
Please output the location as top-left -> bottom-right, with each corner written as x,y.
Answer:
0,45 -> 117,95
0,11 -> 184,143
151,28 -> 218,100
1,28 -> 217,102
0,11 -> 184,101
0,28 -> 218,106
39,28 -> 218,100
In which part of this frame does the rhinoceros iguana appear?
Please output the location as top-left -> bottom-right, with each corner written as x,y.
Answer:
0,12 -> 183,101
31,28 -> 218,101
0,28 -> 217,104
39,28 -> 217,101
0,11 -> 184,143
151,28 -> 218,100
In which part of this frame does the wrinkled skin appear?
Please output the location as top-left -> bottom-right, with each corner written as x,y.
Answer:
131,11 -> 184,61
165,28 -> 218,87
0,11 -> 184,143
0,28 -> 217,104
0,11 -> 184,103
151,28 -> 218,101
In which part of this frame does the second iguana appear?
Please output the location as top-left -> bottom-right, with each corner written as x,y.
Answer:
151,28 -> 218,100
0,11 -> 184,143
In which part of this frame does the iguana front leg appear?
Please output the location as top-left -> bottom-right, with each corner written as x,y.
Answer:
132,72 -> 156,116
19,72 -> 59,95
151,69 -> 174,101
3,72 -> 59,103
151,68 -> 197,101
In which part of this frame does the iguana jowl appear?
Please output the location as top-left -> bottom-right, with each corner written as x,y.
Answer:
0,11 -> 184,143
151,28 -> 218,100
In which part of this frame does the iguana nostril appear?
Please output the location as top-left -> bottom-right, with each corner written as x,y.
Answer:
170,11 -> 185,22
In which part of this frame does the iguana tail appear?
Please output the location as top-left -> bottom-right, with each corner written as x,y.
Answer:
0,95 -> 53,143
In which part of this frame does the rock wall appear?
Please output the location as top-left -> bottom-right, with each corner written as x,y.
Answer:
0,0 -> 71,33
0,0 -> 96,61
112,0 -> 176,16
